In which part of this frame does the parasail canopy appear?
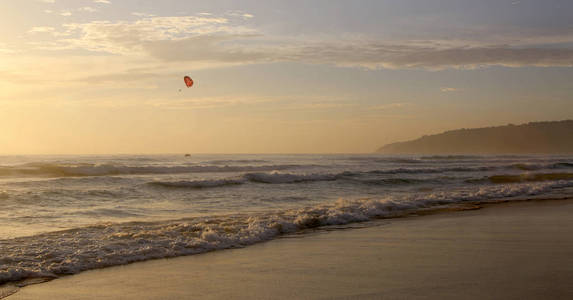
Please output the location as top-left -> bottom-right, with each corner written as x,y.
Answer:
184,76 -> 194,88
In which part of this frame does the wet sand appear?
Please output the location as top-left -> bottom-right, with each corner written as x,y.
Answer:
7,199 -> 573,299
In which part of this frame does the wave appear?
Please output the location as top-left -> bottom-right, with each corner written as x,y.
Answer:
202,159 -> 270,165
5,176 -> 134,188
345,157 -> 422,164
243,172 -> 337,184
149,172 -> 437,189
0,188 -> 137,207
484,173 -> 573,184
366,162 -> 573,175
148,164 -> 573,190
420,155 -> 560,160
2,180 -> 572,285
2,159 -> 572,179
355,178 -> 433,185
420,155 -> 484,160
554,162 -> 573,169
0,163 -> 304,178
148,173 -> 336,188
509,163 -> 573,171
150,179 -> 245,189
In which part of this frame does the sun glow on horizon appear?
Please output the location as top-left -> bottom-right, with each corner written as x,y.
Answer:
1,0 -> 572,154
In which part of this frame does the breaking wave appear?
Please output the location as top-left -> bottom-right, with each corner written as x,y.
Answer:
2,179 -> 573,285
147,165 -> 573,190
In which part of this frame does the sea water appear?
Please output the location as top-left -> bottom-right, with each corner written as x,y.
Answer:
1,154 -> 573,284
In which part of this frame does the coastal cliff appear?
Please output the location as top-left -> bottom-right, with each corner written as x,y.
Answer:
377,120 -> 573,154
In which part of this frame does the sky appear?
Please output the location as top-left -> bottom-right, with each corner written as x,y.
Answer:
1,0 -> 572,154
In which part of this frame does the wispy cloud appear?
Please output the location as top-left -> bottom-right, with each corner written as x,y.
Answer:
78,7 -> 98,13
60,10 -> 72,17
132,12 -> 155,17
42,14 -> 254,56
28,26 -> 56,34
290,42 -> 573,70
23,12 -> 573,71
440,87 -> 460,92
0,43 -> 16,54
93,0 -> 111,4
226,11 -> 255,20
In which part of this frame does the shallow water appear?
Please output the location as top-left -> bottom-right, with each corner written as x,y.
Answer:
1,154 -> 573,284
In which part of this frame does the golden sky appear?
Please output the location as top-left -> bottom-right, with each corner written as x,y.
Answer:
1,0 -> 572,154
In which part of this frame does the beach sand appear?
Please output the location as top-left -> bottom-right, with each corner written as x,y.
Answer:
7,199 -> 573,299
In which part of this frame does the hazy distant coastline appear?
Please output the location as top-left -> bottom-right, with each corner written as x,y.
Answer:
377,120 -> 573,154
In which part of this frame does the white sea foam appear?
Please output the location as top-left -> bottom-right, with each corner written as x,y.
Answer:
2,180 -> 572,285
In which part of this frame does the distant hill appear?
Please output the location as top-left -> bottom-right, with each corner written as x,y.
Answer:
377,120 -> 573,154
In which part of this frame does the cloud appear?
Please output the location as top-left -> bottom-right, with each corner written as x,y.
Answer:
290,42 -> 573,70
78,7 -> 98,13
27,26 -> 70,38
226,11 -> 255,20
28,26 -> 56,34
45,15 -> 254,56
440,87 -> 459,92
132,12 -> 155,17
93,0 -> 111,3
27,13 -> 573,71
0,43 -> 16,54
60,10 -> 72,16
76,71 -> 160,84
142,35 -> 265,64
38,0 -> 55,3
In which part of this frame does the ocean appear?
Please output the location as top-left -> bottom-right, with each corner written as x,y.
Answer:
1,154 -> 573,284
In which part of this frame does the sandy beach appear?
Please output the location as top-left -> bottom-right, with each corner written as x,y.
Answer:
5,198 -> 573,300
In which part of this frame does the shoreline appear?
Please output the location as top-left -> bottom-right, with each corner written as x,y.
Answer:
5,196 -> 573,299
